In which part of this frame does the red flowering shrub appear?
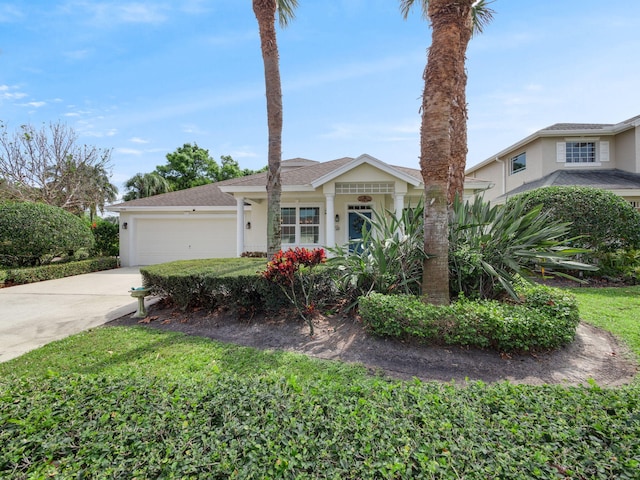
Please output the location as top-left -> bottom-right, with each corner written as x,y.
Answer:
262,248 -> 327,335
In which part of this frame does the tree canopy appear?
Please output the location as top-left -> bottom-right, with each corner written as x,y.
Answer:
122,143 -> 263,200
0,121 -> 117,217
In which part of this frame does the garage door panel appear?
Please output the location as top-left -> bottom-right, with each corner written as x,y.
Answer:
134,217 -> 235,265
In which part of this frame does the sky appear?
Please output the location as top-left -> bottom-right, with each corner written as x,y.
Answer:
2,0 -> 639,199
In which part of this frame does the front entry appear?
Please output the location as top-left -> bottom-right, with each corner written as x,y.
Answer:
348,210 -> 372,252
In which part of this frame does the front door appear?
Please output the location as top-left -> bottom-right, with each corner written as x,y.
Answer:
348,210 -> 372,252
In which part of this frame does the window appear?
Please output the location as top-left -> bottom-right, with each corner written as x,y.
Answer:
565,141 -> 596,163
510,152 -> 526,174
281,206 -> 320,245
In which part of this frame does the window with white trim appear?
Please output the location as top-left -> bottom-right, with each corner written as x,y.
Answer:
510,152 -> 526,174
281,206 -> 320,245
566,141 -> 596,163
556,140 -> 609,165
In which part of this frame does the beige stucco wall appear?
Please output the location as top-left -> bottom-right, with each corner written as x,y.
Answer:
616,128 -> 638,172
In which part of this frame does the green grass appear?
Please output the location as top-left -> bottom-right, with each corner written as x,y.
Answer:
570,285 -> 640,356
1,289 -> 639,478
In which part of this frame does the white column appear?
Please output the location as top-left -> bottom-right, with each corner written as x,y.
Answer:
236,197 -> 245,257
325,193 -> 335,248
394,193 -> 405,219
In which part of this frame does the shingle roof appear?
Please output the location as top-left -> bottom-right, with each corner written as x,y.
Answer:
542,123 -> 614,131
501,169 -> 640,200
110,182 -> 237,208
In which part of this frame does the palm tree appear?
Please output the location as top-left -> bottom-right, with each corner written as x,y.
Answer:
253,0 -> 298,259
400,0 -> 493,304
123,172 -> 172,201
85,164 -> 118,221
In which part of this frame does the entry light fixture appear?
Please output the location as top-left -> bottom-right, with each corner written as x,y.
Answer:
122,222 -> 128,230
335,214 -> 340,223
246,221 -> 251,230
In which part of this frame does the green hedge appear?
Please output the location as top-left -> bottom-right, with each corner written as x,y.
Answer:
1,257 -> 119,286
0,201 -> 95,267
359,283 -> 580,352
140,258 -> 291,313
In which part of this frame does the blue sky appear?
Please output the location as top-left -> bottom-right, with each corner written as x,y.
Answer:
2,1 -> 639,197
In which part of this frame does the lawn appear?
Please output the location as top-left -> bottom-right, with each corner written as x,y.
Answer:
0,287 -> 639,479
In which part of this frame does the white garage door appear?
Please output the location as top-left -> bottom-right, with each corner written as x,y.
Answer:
134,217 -> 236,265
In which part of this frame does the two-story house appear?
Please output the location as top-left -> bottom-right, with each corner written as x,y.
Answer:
466,114 -> 640,207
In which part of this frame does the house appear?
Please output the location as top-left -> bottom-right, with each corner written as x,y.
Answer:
465,114 -> 640,206
107,154 -> 492,266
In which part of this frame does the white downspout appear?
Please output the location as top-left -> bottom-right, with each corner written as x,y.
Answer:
495,157 -> 506,195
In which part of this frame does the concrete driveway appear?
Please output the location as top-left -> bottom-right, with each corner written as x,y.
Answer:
0,267 -> 154,363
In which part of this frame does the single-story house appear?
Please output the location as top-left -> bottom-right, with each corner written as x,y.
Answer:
465,114 -> 640,206
107,154 -> 492,266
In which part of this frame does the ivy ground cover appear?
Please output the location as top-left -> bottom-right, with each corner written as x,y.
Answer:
1,320 -> 639,479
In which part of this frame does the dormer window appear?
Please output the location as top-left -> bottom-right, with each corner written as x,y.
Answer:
510,152 -> 526,174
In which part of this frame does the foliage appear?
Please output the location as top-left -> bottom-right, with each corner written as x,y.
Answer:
329,203 -> 426,308
0,121 -> 116,215
507,186 -> 640,253
359,283 -> 580,352
150,144 -> 262,193
141,258 -> 290,314
122,172 -> 172,201
262,248 -> 328,335
1,326 -> 639,479
0,201 -> 94,267
449,195 -> 597,300
89,217 -> 119,256
594,249 -> 640,283
1,257 -> 118,286
154,143 -> 218,190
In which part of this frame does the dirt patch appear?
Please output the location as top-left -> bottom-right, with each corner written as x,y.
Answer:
108,301 -> 638,387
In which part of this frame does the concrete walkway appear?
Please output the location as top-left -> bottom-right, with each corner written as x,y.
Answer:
0,267 -> 155,363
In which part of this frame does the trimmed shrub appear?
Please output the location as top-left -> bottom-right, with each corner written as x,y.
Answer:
141,258 -> 290,314
0,201 -> 95,267
358,283 -> 580,352
507,186 -> 640,253
142,257 -> 338,318
2,257 -> 118,286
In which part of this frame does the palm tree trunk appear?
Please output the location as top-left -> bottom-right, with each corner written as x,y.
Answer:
448,5 -> 473,205
420,0 -> 473,305
253,0 -> 283,258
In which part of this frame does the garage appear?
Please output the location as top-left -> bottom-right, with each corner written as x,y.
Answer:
133,215 -> 236,265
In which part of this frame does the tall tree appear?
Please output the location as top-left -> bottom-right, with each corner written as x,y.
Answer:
253,0 -> 298,259
0,121 -> 116,216
400,0 -> 493,304
155,143 -> 218,191
122,172 -> 172,201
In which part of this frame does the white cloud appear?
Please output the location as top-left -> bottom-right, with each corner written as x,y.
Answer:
63,1 -> 169,26
23,101 -> 46,108
129,137 -> 149,144
0,85 -> 27,101
64,49 -> 92,60
116,147 -> 144,155
0,4 -> 23,22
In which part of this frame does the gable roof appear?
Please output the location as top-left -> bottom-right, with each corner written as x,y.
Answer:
496,169 -> 640,202
107,154 -> 492,210
467,114 -> 640,175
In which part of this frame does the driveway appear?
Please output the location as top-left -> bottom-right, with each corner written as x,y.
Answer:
0,267 -> 154,363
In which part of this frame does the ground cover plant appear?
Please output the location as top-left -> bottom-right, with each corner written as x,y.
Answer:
1,323 -> 639,479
